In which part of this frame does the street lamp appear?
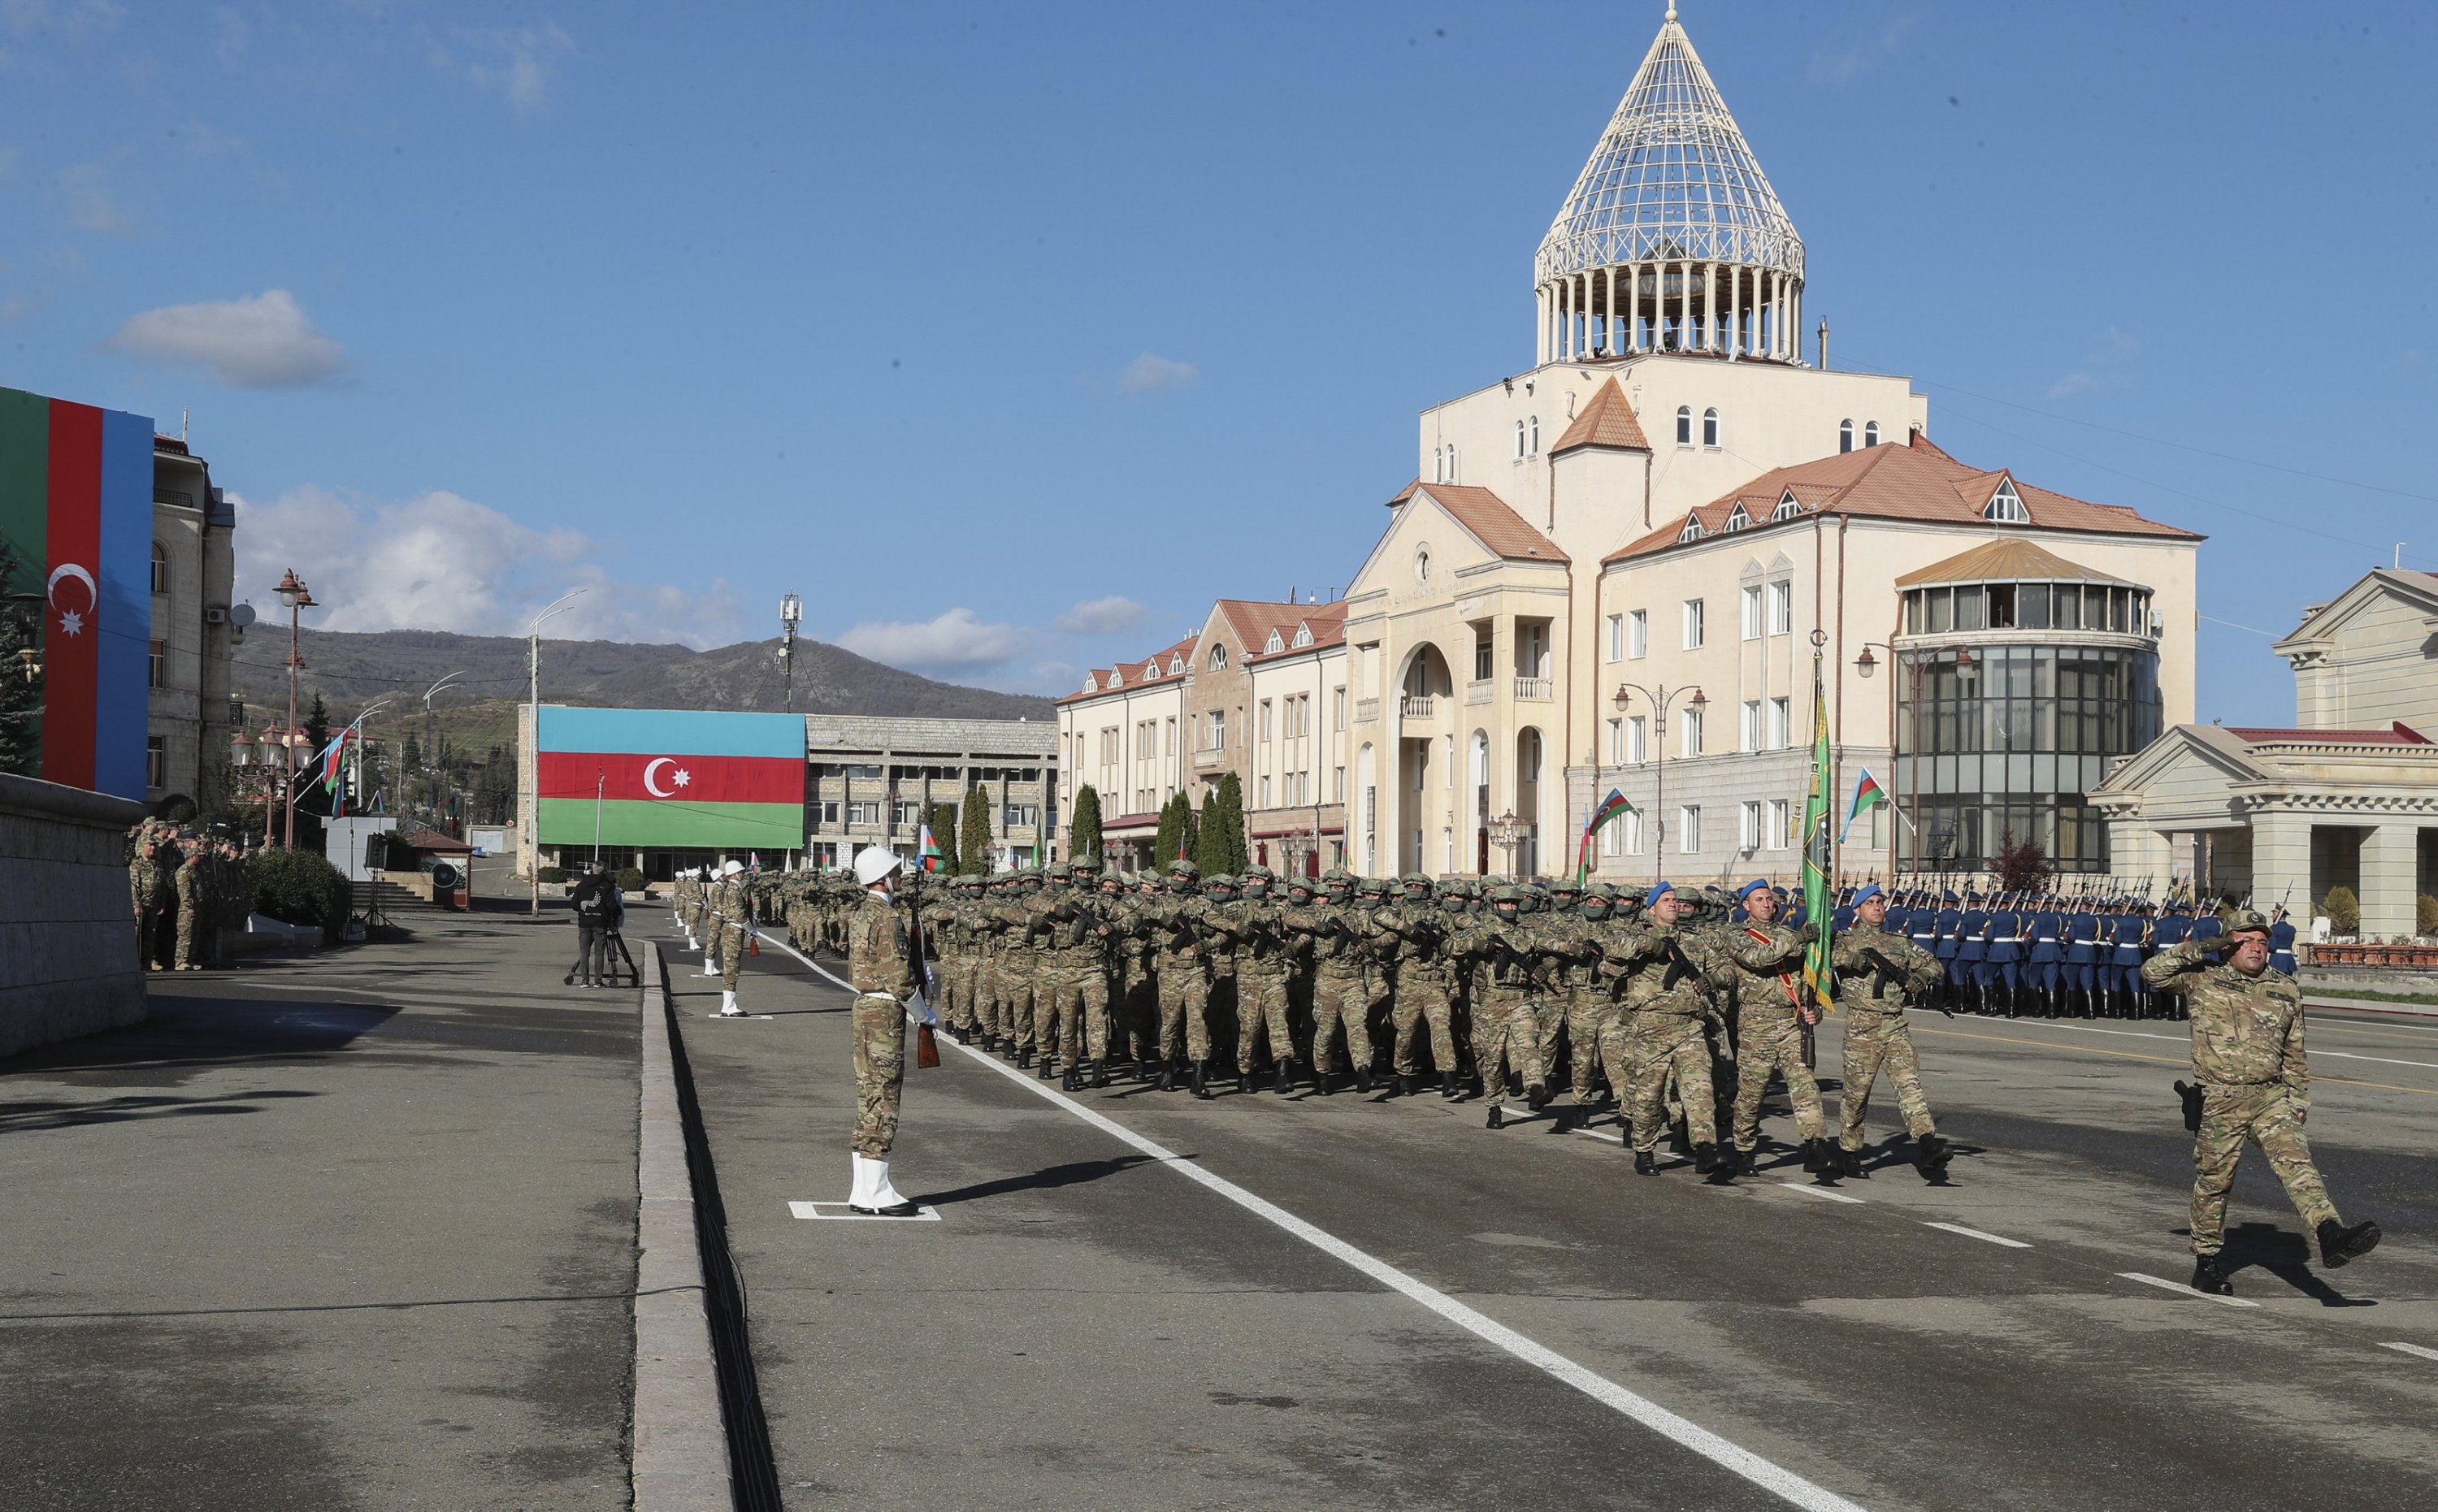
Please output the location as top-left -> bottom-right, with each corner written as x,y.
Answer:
420,671 -> 467,827
779,591 -> 803,709
1486,810 -> 1526,877
1855,641 -> 1975,877
527,588 -> 588,915
1612,681 -> 1705,877
272,570 -> 316,848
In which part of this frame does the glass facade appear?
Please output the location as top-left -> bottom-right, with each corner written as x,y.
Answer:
1903,581 -> 2151,637
1893,641 -> 2160,873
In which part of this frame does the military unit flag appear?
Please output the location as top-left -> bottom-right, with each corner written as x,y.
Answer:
1799,653 -> 1837,1016
1839,767 -> 1889,842
1574,788 -> 1635,886
919,824 -> 944,873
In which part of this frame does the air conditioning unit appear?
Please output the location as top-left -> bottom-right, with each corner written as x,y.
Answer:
204,606 -> 228,625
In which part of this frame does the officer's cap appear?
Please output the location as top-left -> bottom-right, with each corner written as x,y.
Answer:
1643,881 -> 1676,908
1736,877 -> 1772,903
1851,882 -> 1885,908
2225,908 -> 2271,938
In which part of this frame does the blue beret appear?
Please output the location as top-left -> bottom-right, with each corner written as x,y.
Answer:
1737,877 -> 1771,902
1642,882 -> 1675,908
1852,882 -> 1884,906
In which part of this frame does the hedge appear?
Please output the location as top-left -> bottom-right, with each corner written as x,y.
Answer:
616,866 -> 645,893
252,847 -> 354,933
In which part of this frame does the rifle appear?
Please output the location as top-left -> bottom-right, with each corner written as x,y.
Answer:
901,883 -> 942,1069
1491,932 -> 1555,992
1862,947 -> 1950,1016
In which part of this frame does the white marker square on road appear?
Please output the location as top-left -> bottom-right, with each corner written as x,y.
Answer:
789,1201 -> 941,1223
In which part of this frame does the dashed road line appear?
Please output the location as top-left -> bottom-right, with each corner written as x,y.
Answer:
1910,1023 -> 2438,1098
1922,1221 -> 2031,1250
1778,1181 -> 1866,1206
2003,1020 -> 2438,1072
2379,1341 -> 2438,1362
2118,1272 -> 2260,1308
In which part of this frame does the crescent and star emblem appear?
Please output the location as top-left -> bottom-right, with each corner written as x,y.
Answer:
642,757 -> 691,798
46,562 -> 96,637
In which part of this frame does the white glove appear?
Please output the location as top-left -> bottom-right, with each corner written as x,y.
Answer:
905,990 -> 937,1027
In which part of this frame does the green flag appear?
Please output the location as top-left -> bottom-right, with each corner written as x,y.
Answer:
1801,650 -> 1836,1015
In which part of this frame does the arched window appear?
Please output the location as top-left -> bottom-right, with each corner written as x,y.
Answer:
1208,644 -> 1229,671
1433,445 -> 1444,483
1675,406 -> 1692,445
1528,415 -> 1539,454
1702,408 -> 1720,448
1838,420 -> 1855,454
1514,420 -> 1525,460
1863,421 -> 1881,448
150,542 -> 168,595
1414,547 -> 1432,584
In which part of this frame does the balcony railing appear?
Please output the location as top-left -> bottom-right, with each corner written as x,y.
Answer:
1399,695 -> 1436,719
1354,698 -> 1381,725
1513,677 -> 1553,702
1191,747 -> 1223,770
1464,679 -> 1494,705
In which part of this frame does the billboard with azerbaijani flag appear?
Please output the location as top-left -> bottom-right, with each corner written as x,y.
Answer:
0,385 -> 154,800
536,706 -> 804,849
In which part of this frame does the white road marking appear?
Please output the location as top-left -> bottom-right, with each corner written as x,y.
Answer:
1922,1221 -> 2031,1250
2117,1271 -> 2260,1308
703,1013 -> 777,1020
1941,1017 -> 2438,1070
2379,1341 -> 2438,1362
761,932 -> 1868,1511
789,1200 -> 941,1223
1777,1181 -> 1867,1206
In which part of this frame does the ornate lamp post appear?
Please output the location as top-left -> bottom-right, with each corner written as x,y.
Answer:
1486,810 -> 1526,877
526,587 -> 588,916
1611,681 -> 1706,877
1855,642 -> 1975,876
274,570 -> 316,848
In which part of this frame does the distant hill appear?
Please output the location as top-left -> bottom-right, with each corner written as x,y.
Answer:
232,628 -> 1053,736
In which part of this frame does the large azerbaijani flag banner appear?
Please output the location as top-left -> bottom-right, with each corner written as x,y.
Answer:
536,707 -> 805,849
0,385 -> 154,799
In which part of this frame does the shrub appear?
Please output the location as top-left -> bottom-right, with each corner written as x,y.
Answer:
252,847 -> 354,933
538,865 -> 568,885
2319,886 -> 2360,935
616,866 -> 645,894
2418,893 -> 2438,938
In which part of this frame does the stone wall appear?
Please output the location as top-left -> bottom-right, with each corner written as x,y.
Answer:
0,772 -> 147,1059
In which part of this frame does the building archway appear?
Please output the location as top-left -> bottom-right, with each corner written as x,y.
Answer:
1469,729 -> 1491,874
1514,726 -> 1545,877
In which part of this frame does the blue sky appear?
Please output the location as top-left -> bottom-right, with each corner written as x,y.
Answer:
2,0 -> 2431,720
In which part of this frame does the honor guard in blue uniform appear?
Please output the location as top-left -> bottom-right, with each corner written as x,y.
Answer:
1933,892 -> 1965,1012
1986,895 -> 2025,1017
1831,886 -> 1857,936
1907,891 -> 1942,1003
2104,902 -> 2145,1018
2189,904 -> 2224,951
1955,892 -> 1990,1014
2063,895 -> 2102,1017
2026,895 -> 2065,1016
2149,900 -> 2193,1020
2267,905 -> 2299,978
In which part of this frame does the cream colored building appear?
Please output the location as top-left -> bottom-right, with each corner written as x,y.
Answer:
1065,10 -> 2204,886
2094,569 -> 2438,938
147,435 -> 239,812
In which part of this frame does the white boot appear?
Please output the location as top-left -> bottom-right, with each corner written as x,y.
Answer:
718,989 -> 745,1018
849,1152 -> 918,1215
699,954 -> 719,978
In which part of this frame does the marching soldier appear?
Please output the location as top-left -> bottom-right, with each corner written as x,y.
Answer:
1723,878 -> 1832,1175
1223,868 -> 1300,1094
1619,882 -> 1729,1176
1282,870 -> 1374,1094
1145,860 -> 1217,1096
1457,886 -> 1553,1128
844,847 -> 924,1217
2141,908 -> 2379,1294
1034,860 -> 1117,1090
1828,883 -> 1950,1176
1377,874 -> 1462,1098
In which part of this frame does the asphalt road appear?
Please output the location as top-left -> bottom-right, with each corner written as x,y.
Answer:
0,899 -> 640,1512
638,904 -> 2438,1512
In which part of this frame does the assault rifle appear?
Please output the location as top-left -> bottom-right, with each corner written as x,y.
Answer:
1861,946 -> 1950,1017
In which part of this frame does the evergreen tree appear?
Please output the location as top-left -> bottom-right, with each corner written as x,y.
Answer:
1071,783 -> 1103,867
1152,791 -> 1186,871
0,538 -> 40,778
1213,770 -> 1249,873
927,799 -> 961,875
958,782 -> 993,874
1194,775 -> 1248,877
1181,790 -> 1199,867
298,695 -> 334,817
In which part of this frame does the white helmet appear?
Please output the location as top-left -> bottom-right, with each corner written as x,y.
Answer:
721,860 -> 746,877
853,847 -> 904,887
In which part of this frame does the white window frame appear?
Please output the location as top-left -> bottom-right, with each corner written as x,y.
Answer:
1679,705 -> 1703,759
1607,717 -> 1625,765
1741,700 -> 1762,752
1769,696 -> 1792,750
1768,579 -> 1793,636
1682,598 -> 1704,650
1702,408 -> 1720,448
1679,804 -> 1702,854
1626,714 -> 1647,765
1627,609 -> 1648,660
1740,800 -> 1761,852
1622,808 -> 1644,856
1741,584 -> 1763,640
1765,798 -> 1790,851
1607,613 -> 1625,662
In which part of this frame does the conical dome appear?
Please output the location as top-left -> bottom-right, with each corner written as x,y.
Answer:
1534,7 -> 1805,366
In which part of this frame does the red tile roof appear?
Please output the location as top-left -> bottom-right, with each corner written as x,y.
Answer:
1059,634 -> 1200,704
2224,722 -> 2431,747
1247,603 -> 1347,664
1403,483 -> 1569,564
1551,377 -> 1651,454
1604,429 -> 2203,565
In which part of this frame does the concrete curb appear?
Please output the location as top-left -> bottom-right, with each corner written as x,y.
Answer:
631,943 -> 731,1510
2304,994 -> 2438,1020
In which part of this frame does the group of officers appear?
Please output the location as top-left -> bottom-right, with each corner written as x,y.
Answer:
725,854 -> 2381,1292
126,817 -> 251,973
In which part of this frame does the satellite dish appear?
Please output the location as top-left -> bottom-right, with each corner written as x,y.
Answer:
228,602 -> 258,629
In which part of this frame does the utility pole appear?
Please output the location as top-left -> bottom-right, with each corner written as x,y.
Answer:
275,569 -> 316,849
779,591 -> 802,710
527,588 -> 587,915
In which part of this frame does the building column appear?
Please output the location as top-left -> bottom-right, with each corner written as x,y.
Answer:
1605,265 -> 1618,356
2360,820 -> 2423,939
2248,808 -> 2312,917
1629,262 -> 1643,351
1536,284 -> 1547,366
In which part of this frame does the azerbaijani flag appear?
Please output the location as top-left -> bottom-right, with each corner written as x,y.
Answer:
918,823 -> 943,872
1838,767 -> 1888,842
0,386 -> 154,798
536,707 -> 804,849
318,720 -> 359,813
1799,652 -> 1837,1016
1574,788 -> 1634,886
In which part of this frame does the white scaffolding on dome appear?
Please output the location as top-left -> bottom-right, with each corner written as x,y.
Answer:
1534,6 -> 1806,367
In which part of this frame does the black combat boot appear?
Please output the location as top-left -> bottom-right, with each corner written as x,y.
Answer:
1486,1103 -> 1504,1129
1397,1073 -> 1416,1098
1633,1149 -> 1658,1176
1273,1064 -> 1295,1094
1317,1067 -> 1336,1095
2189,1254 -> 2233,1295
1016,1047 -> 1033,1069
1192,1061 -> 1212,1100
1354,1067 -> 1373,1094
1091,1061 -> 1111,1089
1915,1133 -> 1952,1170
1839,1144 -> 1868,1178
1439,1069 -> 1459,1099
1060,1065 -> 1079,1092
1236,1070 -> 1256,1095
1802,1139 -> 1827,1174
1735,1146 -> 1759,1177
1694,1142 -> 1720,1176
2318,1218 -> 2383,1269
1525,1083 -> 1551,1113
1156,1065 -> 1175,1092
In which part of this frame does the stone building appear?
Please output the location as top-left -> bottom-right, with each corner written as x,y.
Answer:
146,435 -> 238,812
2094,568 -> 2438,938
804,713 -> 1058,873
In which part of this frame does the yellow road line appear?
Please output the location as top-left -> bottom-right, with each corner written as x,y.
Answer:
1911,1025 -> 2438,1098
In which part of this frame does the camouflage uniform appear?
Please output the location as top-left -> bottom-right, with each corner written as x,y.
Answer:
1220,882 -> 1296,1078
1724,919 -> 1828,1153
1282,879 -> 1373,1084
1377,883 -> 1460,1083
1454,900 -> 1550,1103
1828,921 -> 1945,1152
1146,873 -> 1217,1068
848,885 -> 922,1158
1618,921 -> 1729,1155
173,849 -> 206,969
1031,874 -> 1114,1078
716,873 -> 751,992
2142,935 -> 2338,1257
128,827 -> 175,972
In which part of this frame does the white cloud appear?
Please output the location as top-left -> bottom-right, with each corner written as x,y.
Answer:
60,162 -> 134,235
229,485 -> 740,648
2048,327 -> 2144,399
1117,352 -> 1199,394
436,24 -> 575,113
1807,13 -> 1917,87
835,608 -> 1030,673
1053,594 -> 1147,635
106,288 -> 345,388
